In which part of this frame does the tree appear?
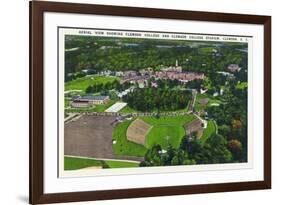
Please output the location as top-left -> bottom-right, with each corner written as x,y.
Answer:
65,35 -> 248,80
182,159 -> 196,165
171,156 -> 180,166
143,144 -> 163,166
85,85 -> 93,93
186,79 -> 203,90
232,119 -> 242,130
101,161 -> 110,168
227,139 -> 242,161
205,134 -> 232,163
123,88 -> 192,112
218,124 -> 231,139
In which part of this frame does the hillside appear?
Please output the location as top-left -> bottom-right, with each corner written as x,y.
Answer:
65,35 -> 248,78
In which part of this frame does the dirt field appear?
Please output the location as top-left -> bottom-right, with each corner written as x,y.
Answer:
64,115 -> 143,162
126,119 -> 152,145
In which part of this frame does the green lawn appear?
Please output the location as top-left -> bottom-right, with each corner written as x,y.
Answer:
112,120 -> 148,157
146,125 -> 185,149
119,106 -> 139,114
141,115 -> 195,149
64,98 -> 70,108
105,160 -> 139,168
141,115 -> 195,127
199,120 -> 216,144
64,156 -> 140,170
112,115 -> 195,157
65,76 -> 119,91
64,156 -> 102,170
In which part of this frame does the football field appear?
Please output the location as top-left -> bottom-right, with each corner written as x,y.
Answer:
112,115 -> 196,157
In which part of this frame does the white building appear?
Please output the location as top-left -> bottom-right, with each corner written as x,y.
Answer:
228,64 -> 241,72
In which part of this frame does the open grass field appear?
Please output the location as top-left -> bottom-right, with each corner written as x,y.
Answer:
146,125 -> 185,149
64,98 -> 70,108
64,156 -> 102,170
119,104 -> 189,114
112,120 -> 148,157
64,156 -> 139,170
199,120 -> 217,144
65,76 -> 119,91
113,115 -> 198,157
119,106 -> 139,114
141,115 -> 195,126
141,115 -> 195,149
105,160 -> 139,168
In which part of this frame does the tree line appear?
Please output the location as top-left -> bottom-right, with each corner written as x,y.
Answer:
206,80 -> 248,162
85,80 -> 131,94
140,133 -> 232,167
122,88 -> 192,112
65,35 -> 248,77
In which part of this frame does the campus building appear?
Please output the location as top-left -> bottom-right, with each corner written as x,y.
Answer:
154,71 -> 204,82
70,95 -> 110,108
80,95 -> 110,105
70,99 -> 92,108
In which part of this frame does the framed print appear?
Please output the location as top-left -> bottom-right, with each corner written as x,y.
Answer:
29,1 -> 271,204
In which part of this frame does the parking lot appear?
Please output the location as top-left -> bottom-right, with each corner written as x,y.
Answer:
64,115 -> 143,162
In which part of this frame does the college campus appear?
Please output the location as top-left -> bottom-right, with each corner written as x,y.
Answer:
64,34 -> 248,171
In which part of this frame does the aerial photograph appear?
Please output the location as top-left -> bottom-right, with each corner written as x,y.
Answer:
63,33 -> 248,171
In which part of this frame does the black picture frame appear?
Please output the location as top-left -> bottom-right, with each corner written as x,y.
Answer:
30,1 -> 271,204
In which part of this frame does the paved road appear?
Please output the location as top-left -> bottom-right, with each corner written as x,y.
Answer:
188,89 -> 197,112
